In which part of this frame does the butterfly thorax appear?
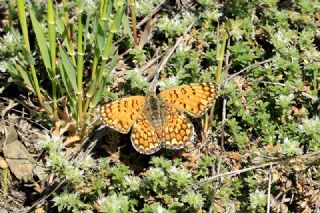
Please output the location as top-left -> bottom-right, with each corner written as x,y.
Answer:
145,96 -> 165,133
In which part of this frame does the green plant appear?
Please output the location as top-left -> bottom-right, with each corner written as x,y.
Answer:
2,0 -> 320,212
157,14 -> 193,38
6,0 -> 125,138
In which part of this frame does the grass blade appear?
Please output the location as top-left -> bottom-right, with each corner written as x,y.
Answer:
59,46 -> 79,93
29,9 -> 53,79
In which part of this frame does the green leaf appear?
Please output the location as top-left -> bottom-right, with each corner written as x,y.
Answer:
59,46 -> 78,93
29,9 -> 53,79
15,63 -> 34,92
91,77 -> 106,108
55,16 -> 65,35
21,45 -> 35,65
58,63 -> 77,119
44,103 -> 53,114
58,63 -> 77,105
96,23 -> 105,54
122,14 -> 134,44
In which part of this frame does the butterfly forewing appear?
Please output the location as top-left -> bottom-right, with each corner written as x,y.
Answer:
158,83 -> 218,117
100,96 -> 146,133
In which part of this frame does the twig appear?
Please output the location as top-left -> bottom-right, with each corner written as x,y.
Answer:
178,160 -> 279,195
224,58 -> 273,83
191,161 -> 280,190
209,158 -> 221,213
220,95 -> 227,151
267,162 -> 273,213
140,52 -> 165,73
0,188 -> 24,209
136,1 -> 165,29
182,151 -> 320,195
27,125 -> 108,212
0,100 -> 18,118
26,180 -> 66,213
118,1 -> 196,67
198,111 -> 237,151
148,24 -> 193,91
114,0 -> 166,46
252,80 -> 318,101
224,38 -> 232,74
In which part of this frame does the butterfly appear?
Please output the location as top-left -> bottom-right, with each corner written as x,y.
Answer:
100,83 -> 218,154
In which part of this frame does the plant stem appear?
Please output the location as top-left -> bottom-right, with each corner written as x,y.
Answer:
205,33 -> 228,136
76,3 -> 84,126
128,0 -> 138,45
90,2 -> 125,111
17,0 -> 44,107
62,0 -> 76,65
48,0 -> 58,121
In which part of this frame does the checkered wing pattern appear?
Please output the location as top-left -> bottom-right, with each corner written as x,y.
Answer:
100,96 -> 146,133
161,107 -> 194,149
158,83 -> 218,117
100,83 -> 218,155
131,113 -> 161,154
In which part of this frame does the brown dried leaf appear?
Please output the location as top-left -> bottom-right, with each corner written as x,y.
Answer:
3,126 -> 35,182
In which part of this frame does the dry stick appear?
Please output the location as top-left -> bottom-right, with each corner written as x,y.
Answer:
224,58 -> 273,83
26,180 -> 65,213
0,100 -> 18,118
0,96 -> 49,131
224,38 -> 232,74
209,158 -> 221,213
194,161 -> 280,187
197,111 -> 237,151
140,52 -> 165,73
137,17 -> 154,49
148,25 -> 193,90
118,1 -> 195,67
118,18 -> 159,59
154,23 -> 192,77
220,97 -> 227,151
119,1 -> 195,58
252,80 -> 318,101
184,151 -> 320,194
267,162 -> 273,213
218,38 -> 231,152
27,125 -> 107,212
114,0 -> 166,47
136,1 -> 165,29
0,188 -> 24,209
178,161 -> 279,195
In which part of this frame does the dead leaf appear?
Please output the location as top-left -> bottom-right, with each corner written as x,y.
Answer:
291,106 -> 300,115
64,135 -> 80,147
229,152 -> 241,160
0,156 -> 8,169
3,125 -> 35,182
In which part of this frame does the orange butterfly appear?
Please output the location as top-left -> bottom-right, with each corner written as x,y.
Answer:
100,83 -> 218,154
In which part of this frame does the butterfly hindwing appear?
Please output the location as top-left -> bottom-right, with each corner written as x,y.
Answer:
162,107 -> 194,149
131,113 -> 161,154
